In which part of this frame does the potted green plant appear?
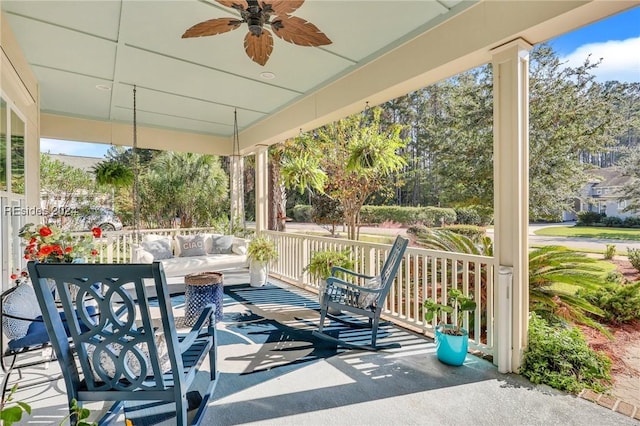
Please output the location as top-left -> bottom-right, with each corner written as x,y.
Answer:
305,249 -> 354,314
423,289 -> 476,366
247,236 -> 279,287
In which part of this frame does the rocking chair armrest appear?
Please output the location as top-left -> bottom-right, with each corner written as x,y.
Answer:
325,276 -> 384,294
330,266 -> 374,280
178,303 -> 215,353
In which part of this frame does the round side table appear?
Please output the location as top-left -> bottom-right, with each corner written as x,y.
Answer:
184,272 -> 224,326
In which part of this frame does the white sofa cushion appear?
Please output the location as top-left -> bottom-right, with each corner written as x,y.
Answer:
159,253 -> 247,277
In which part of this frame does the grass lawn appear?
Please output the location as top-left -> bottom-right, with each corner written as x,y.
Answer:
534,225 -> 640,241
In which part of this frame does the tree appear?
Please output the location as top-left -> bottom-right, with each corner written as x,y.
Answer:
377,45 -> 634,219
40,154 -> 101,220
620,149 -> 640,212
281,107 -> 407,240
138,152 -> 228,228
528,45 -> 626,220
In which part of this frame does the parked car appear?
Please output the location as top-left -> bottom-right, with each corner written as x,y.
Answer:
81,207 -> 123,231
50,207 -> 123,232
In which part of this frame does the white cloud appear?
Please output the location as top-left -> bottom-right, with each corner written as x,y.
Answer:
40,139 -> 111,158
560,37 -> 640,83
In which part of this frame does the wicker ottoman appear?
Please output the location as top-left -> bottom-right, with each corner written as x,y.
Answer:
184,271 -> 224,326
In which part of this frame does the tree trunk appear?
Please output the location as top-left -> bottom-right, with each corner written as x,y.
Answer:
268,159 -> 286,231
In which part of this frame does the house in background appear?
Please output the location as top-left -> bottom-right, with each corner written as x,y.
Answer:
577,167 -> 637,219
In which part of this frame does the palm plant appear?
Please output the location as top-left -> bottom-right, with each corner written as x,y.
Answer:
416,228 -> 493,256
415,229 -> 609,334
528,245 -> 607,334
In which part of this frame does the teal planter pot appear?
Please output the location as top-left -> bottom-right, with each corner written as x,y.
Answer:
435,325 -> 469,366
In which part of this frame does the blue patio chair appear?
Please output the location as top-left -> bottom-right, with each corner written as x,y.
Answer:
1,283 -> 99,401
27,261 -> 218,426
314,235 -> 409,350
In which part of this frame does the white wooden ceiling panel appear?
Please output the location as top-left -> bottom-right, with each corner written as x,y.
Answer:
35,67 -> 112,118
5,14 -> 117,80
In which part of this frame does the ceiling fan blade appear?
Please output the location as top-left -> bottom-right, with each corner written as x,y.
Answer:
244,29 -> 274,66
182,18 -> 242,38
271,16 -> 331,47
267,0 -> 304,15
216,0 -> 249,10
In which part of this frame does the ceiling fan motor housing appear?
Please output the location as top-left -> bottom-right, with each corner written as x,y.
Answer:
243,2 -> 268,36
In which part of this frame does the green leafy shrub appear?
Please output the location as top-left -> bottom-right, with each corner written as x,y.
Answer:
454,207 -> 481,226
603,244 -> 616,260
292,204 -> 313,222
623,216 -> 640,228
416,207 -> 457,226
453,205 -> 493,226
579,281 -> 640,324
629,247 -> 640,272
601,216 -> 623,227
576,211 -> 604,226
604,270 -> 624,284
520,313 -> 611,394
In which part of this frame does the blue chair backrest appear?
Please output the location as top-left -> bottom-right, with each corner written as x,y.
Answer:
377,236 -> 409,297
27,262 -> 181,395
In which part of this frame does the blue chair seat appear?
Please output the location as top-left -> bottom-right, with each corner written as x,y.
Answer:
7,306 -> 97,351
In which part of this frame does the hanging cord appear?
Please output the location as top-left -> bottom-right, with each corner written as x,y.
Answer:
231,109 -> 240,234
233,109 -> 240,157
132,85 -> 140,240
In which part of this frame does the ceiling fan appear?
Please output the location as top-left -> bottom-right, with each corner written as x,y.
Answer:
182,0 -> 332,66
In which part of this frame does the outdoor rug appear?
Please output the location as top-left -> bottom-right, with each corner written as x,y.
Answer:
124,281 -> 400,425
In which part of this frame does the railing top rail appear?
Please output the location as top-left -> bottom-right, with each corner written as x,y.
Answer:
263,230 -> 494,264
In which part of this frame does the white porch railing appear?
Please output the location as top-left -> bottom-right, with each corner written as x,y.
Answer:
264,230 -> 495,357
96,228 -> 495,357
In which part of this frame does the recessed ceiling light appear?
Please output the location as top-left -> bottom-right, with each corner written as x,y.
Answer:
260,72 -> 275,80
95,84 -> 111,91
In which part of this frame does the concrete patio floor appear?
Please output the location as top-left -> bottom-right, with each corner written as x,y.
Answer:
8,270 -> 636,425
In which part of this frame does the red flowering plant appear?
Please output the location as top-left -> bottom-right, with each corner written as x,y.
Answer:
9,223 -> 103,286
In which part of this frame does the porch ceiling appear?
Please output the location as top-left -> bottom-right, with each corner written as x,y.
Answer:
2,1 -> 638,155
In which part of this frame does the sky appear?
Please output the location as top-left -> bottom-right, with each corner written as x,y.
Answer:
42,5 -> 640,159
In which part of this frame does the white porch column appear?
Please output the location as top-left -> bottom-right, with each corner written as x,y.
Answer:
491,39 -> 531,373
229,155 -> 245,228
254,146 -> 269,234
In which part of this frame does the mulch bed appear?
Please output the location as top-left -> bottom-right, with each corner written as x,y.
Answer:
582,258 -> 640,378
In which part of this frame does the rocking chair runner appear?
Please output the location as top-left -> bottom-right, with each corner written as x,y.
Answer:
314,235 -> 409,350
27,261 -> 218,426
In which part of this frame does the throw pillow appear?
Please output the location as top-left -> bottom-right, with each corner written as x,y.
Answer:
2,283 -> 43,341
357,275 -> 382,309
210,235 -> 234,254
132,244 -> 154,263
141,238 -> 172,260
176,234 -> 207,257
232,238 -> 248,255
